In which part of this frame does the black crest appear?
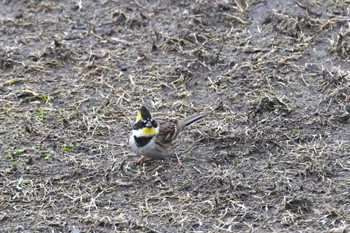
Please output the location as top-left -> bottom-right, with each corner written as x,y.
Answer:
140,106 -> 152,120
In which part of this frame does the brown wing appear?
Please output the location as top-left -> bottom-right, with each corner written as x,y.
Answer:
156,114 -> 206,145
156,119 -> 180,144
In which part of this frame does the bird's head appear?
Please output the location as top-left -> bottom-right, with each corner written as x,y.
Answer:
133,106 -> 158,136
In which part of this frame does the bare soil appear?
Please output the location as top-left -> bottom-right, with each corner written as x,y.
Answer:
1,0 -> 349,232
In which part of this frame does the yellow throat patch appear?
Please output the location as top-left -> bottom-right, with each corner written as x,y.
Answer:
140,127 -> 156,135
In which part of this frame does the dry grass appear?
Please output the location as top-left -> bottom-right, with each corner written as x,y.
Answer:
0,0 -> 349,232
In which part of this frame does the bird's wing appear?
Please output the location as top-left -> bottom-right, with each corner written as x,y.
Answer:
156,119 -> 179,144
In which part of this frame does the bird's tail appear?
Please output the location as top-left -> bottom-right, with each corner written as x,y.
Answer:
181,113 -> 207,127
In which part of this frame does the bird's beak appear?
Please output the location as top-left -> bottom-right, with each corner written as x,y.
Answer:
145,121 -> 152,128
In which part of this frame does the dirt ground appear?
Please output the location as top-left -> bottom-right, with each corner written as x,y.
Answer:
1,0 -> 349,232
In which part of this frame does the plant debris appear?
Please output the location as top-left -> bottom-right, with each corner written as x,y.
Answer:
0,0 -> 349,232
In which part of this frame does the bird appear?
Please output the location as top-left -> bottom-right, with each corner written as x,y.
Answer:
129,106 -> 206,164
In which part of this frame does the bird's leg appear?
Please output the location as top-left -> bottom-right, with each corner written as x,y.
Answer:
133,155 -> 148,165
